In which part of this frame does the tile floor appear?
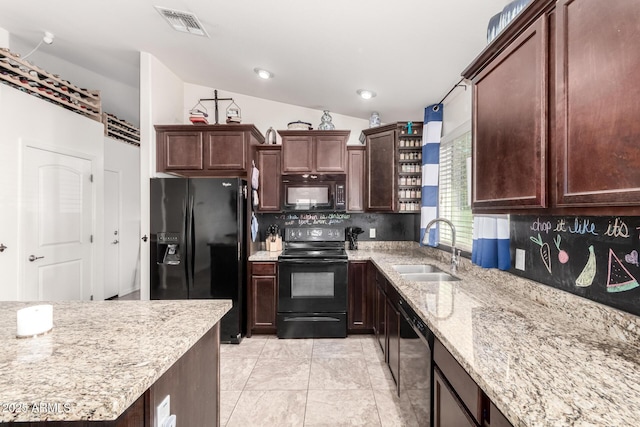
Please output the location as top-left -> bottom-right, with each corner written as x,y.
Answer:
220,335 -> 424,426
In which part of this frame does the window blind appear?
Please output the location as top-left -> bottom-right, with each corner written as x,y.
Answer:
438,128 -> 473,251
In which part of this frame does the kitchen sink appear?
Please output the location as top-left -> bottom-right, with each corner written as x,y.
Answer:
399,272 -> 461,282
392,264 -> 442,274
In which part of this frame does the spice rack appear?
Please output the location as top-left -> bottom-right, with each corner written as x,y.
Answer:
103,113 -> 140,146
397,129 -> 423,212
0,48 -> 101,122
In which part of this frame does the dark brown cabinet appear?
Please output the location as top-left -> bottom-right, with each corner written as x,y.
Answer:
434,338 -> 514,427
347,261 -> 373,333
347,145 -> 365,212
255,145 -> 282,211
155,124 -> 264,177
363,127 -> 396,212
161,130 -> 204,171
278,130 -> 349,174
433,367 -> 478,427
362,122 -> 423,213
248,262 -> 277,336
386,296 -> 400,393
372,266 -> 387,356
470,13 -> 548,212
554,0 -> 640,208
463,0 -> 640,214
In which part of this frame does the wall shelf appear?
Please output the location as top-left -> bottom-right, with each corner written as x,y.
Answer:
103,113 -> 140,146
0,48 -> 101,122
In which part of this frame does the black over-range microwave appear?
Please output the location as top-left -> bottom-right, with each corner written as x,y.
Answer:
281,174 -> 346,212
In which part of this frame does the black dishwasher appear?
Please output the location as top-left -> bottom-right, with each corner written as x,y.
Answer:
398,297 -> 434,426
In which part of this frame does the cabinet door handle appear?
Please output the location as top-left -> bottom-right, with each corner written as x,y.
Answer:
28,255 -> 45,262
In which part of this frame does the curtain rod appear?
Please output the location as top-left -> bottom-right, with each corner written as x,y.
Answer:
436,77 -> 467,106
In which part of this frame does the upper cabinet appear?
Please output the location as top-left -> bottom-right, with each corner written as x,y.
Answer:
155,124 -> 264,177
255,145 -> 282,212
362,122 -> 423,213
554,0 -> 640,208
347,145 -> 366,212
470,13 -> 548,211
463,0 -> 640,214
278,130 -> 349,174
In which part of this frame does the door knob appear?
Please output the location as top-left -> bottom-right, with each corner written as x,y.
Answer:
0,243 -> 6,252
112,240 -> 119,244
28,255 -> 44,262
141,235 -> 148,242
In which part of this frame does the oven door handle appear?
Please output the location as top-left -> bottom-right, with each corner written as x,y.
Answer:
279,259 -> 347,265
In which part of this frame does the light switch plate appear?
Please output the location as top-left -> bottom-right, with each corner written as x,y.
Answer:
369,228 -> 376,238
515,249 -> 525,271
157,395 -> 170,425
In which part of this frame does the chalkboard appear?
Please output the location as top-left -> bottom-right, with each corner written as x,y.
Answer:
255,212 -> 420,242
510,215 -> 640,316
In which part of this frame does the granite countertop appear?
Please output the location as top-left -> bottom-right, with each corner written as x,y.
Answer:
0,300 -> 231,422
347,244 -> 640,427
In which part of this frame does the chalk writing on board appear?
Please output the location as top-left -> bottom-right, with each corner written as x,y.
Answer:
568,218 -> 598,236
625,250 -> 639,267
554,235 -> 569,264
530,233 -> 552,274
531,218 -> 552,233
607,248 -> 639,292
576,245 -> 596,287
276,212 -> 351,227
553,218 -> 567,233
604,218 -> 630,238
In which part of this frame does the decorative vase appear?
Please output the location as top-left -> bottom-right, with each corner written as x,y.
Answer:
369,111 -> 381,128
318,110 -> 335,130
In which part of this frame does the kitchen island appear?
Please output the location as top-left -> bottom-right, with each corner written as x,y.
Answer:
346,243 -> 640,427
0,299 -> 231,425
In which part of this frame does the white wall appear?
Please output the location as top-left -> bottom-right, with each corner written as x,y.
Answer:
139,52 -> 185,300
104,138 -> 141,296
0,27 -> 9,49
9,37 -> 140,127
442,81 -> 472,137
0,85 -> 105,301
183,84 -> 369,145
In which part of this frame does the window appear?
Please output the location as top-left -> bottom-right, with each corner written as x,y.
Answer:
438,122 -> 473,251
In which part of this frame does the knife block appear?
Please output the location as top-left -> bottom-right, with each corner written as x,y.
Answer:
266,235 -> 282,252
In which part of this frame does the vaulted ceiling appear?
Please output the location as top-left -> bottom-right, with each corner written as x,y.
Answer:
0,0 -> 510,122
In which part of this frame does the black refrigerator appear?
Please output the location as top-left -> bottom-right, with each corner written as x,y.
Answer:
150,177 -> 247,344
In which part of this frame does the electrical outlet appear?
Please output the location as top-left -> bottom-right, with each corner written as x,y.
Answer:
157,395 -> 170,425
369,228 -> 376,238
515,249 -> 525,271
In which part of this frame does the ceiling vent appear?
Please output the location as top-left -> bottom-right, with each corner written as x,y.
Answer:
154,6 -> 209,37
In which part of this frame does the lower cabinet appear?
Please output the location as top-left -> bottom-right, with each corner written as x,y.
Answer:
433,367 -> 478,427
386,296 -> 400,392
372,265 -> 387,356
434,338 -> 514,427
248,261 -> 277,336
347,261 -> 374,333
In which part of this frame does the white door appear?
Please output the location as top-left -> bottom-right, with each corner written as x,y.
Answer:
104,169 -> 120,299
21,147 -> 93,301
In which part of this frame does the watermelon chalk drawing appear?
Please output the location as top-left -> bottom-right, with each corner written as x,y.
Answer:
576,245 -> 596,287
607,248 -> 640,293
530,233 -> 551,274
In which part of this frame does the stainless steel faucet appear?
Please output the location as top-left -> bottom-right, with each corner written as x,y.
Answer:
422,218 -> 460,274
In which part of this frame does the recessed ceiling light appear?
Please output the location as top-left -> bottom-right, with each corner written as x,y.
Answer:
254,68 -> 274,79
357,89 -> 376,100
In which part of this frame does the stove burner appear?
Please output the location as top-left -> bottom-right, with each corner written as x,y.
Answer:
279,227 -> 347,260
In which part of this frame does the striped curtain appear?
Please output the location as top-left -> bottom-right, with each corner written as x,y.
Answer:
420,104 -> 443,246
472,215 -> 511,270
